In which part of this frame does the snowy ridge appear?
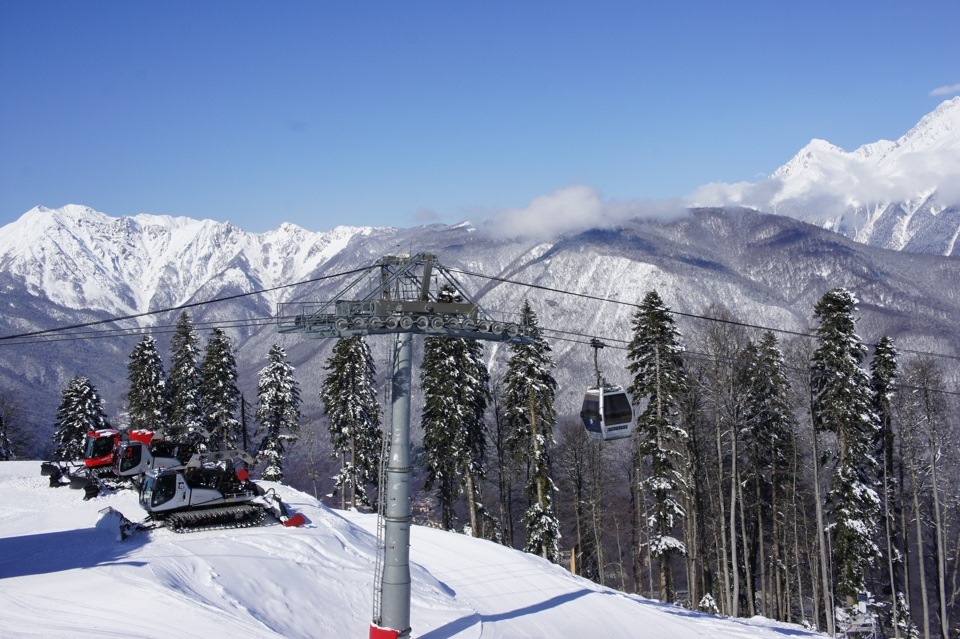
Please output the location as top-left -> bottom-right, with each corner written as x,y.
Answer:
690,97 -> 960,255
0,461 -> 822,638
2,204 -> 959,442
0,205 -> 375,316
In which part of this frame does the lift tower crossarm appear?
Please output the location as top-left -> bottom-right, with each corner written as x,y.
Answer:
277,253 -> 526,343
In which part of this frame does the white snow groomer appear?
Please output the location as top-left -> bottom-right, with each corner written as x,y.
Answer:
129,449 -> 305,533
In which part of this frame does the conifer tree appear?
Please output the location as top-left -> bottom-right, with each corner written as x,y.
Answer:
51,376 -> 110,461
200,328 -> 242,450
871,336 -> 908,635
627,290 -> 688,603
126,335 -> 170,431
741,331 -> 795,619
255,343 -> 301,482
320,335 -> 382,509
168,311 -> 205,442
504,300 -> 560,562
420,287 -> 491,532
0,390 -> 24,461
811,288 -> 881,606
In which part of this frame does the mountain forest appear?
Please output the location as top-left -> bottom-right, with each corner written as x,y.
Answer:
7,279 -> 958,639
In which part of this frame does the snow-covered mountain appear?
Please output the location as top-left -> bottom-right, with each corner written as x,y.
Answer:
690,97 -> 960,255
0,461 -> 823,638
2,204 -> 959,464
0,204 -> 374,315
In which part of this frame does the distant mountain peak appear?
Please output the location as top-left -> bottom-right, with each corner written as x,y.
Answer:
689,98 -> 960,255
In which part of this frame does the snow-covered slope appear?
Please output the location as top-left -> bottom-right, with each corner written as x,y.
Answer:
690,97 -> 960,255
0,461 -> 821,638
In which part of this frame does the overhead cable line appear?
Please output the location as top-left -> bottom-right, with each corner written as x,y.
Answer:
0,266 -> 369,344
3,262 -> 958,369
448,267 -> 960,362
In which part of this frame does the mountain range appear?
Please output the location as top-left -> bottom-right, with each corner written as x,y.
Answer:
2,202 -> 959,462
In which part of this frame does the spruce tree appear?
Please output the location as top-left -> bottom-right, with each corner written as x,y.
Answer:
255,343 -> 302,483
503,300 -> 560,562
871,336 -> 907,635
811,288 -> 881,606
126,335 -> 170,431
200,328 -> 242,450
168,311 -> 205,442
51,376 -> 110,461
627,290 -> 688,603
420,288 -> 491,531
320,335 -> 382,509
0,390 -> 23,461
741,331 -> 795,619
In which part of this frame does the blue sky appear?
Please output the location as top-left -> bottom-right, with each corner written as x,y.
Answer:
2,1 -> 958,233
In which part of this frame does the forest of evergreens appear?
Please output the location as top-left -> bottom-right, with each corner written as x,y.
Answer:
9,286 -> 958,639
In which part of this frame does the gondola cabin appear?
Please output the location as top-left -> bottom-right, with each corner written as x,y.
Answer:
580,384 -> 633,441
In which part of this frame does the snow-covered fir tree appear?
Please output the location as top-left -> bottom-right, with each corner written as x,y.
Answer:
200,328 -> 242,450
168,311 -> 205,442
870,336 -> 909,635
420,286 -> 491,532
126,335 -> 170,431
811,288 -> 881,606
504,300 -> 560,563
0,390 -> 23,461
320,335 -> 382,510
627,290 -> 688,603
741,330 -> 796,618
51,376 -> 110,461
255,343 -> 301,482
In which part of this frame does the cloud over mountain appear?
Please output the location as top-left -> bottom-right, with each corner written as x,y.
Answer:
480,185 -> 688,240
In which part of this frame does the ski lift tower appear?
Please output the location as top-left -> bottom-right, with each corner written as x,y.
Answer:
277,253 -> 528,639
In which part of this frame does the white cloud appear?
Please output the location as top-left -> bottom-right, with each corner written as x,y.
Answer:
930,83 -> 960,97
687,145 -> 960,226
479,185 -> 688,241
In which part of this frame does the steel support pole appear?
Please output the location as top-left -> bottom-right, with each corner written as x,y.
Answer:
379,331 -> 412,638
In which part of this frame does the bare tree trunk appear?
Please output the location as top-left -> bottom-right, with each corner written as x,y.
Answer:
771,477 -> 783,621
716,414 -> 732,615
756,476 -> 768,617
884,434 -> 902,638
790,443 -> 805,624
465,467 -> 479,537
590,441 -> 606,586
729,423 -> 740,616
909,429 -> 931,639
738,475 -> 755,617
810,417 -> 834,635
340,451 -> 347,510
899,415 -> 913,619
924,402 -> 948,639
349,436 -> 357,510
615,517 -> 627,592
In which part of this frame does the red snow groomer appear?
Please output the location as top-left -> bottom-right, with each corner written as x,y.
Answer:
41,428 -> 125,489
41,428 -> 174,498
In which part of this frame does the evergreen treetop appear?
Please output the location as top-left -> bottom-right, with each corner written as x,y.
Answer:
126,335 -> 170,431
52,375 -> 111,462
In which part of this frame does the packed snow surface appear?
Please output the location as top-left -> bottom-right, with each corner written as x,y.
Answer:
0,462 -> 821,638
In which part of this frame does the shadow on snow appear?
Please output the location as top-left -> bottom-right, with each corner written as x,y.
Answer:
0,526 -> 148,579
